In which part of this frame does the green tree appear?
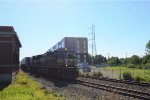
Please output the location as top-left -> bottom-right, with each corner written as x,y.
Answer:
119,58 -> 126,65
107,57 -> 121,66
130,55 -> 141,65
94,55 -> 107,64
146,40 -> 150,55
142,55 -> 150,64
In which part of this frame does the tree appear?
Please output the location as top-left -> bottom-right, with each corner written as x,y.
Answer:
130,55 -> 141,65
142,55 -> 150,64
107,57 -> 121,66
94,55 -> 107,64
119,58 -> 126,65
146,40 -> 150,55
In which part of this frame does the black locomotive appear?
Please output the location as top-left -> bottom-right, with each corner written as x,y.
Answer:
21,48 -> 79,79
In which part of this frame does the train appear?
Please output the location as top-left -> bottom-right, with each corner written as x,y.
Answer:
21,48 -> 79,80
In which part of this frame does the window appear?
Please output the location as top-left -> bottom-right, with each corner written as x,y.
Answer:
84,50 -> 86,53
84,55 -> 86,58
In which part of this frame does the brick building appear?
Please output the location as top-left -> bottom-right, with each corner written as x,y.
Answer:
0,26 -> 21,83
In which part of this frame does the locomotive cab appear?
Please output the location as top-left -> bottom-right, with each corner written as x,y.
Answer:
55,48 -> 79,79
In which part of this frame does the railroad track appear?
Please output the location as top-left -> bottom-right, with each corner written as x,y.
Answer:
26,71 -> 150,99
99,78 -> 150,87
75,78 -> 150,100
81,76 -> 150,87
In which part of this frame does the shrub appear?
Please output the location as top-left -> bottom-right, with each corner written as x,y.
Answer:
85,73 -> 90,78
79,72 -> 84,77
122,71 -> 133,80
135,76 -> 141,82
127,64 -> 136,68
137,66 -> 143,69
92,72 -> 103,79
144,63 -> 150,69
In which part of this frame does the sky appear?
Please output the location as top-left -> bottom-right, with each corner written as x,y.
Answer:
0,0 -> 150,60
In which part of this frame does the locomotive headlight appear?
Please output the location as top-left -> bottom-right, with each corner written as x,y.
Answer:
66,65 -> 67,67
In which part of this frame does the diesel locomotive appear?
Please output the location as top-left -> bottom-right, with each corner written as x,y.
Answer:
21,48 -> 79,79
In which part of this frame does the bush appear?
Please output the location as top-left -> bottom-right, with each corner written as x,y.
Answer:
144,63 -> 150,69
137,66 -> 143,69
134,76 -> 141,82
92,72 -> 103,79
79,72 -> 84,77
85,73 -> 90,78
127,64 -> 136,68
122,71 -> 133,80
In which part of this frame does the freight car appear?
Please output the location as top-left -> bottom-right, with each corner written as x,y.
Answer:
22,48 -> 79,80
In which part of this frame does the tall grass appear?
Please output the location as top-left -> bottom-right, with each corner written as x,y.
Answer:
0,70 -> 64,100
104,66 -> 150,82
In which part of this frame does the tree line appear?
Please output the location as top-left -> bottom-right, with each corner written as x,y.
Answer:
88,40 -> 150,68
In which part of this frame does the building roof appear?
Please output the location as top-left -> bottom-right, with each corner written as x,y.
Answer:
0,26 -> 22,47
64,37 -> 87,39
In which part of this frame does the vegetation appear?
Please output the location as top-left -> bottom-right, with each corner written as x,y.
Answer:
79,72 -> 103,79
122,71 -> 133,80
92,72 -> 103,79
104,66 -> 150,82
107,57 -> 121,66
88,54 -> 106,65
87,40 -> 150,68
0,71 -> 64,100
146,40 -> 150,55
87,40 -> 150,82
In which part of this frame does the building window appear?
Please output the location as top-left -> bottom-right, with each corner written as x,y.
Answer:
84,50 -> 86,53
84,55 -> 86,58
84,59 -> 86,62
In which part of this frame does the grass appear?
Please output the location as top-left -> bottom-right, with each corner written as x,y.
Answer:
104,66 -> 150,82
0,70 -> 64,100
